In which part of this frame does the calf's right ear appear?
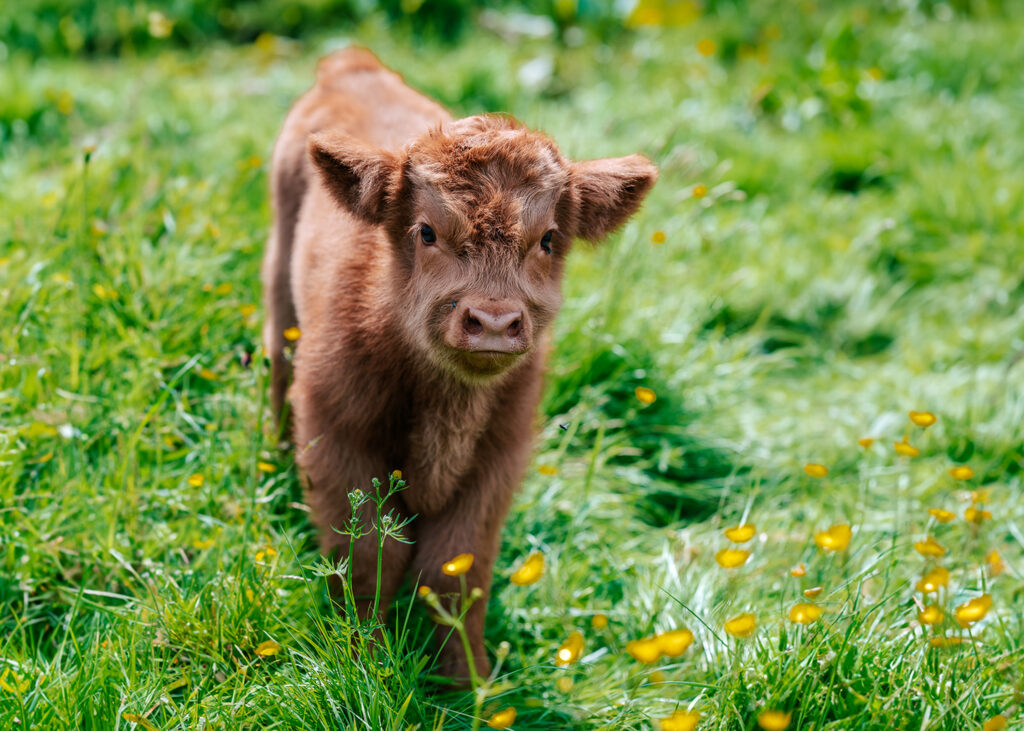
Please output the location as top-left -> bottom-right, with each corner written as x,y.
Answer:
308,132 -> 400,224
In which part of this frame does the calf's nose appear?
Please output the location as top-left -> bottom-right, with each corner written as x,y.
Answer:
460,304 -> 526,352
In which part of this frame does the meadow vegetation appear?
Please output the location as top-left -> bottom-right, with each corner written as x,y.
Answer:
2,1 -> 1023,729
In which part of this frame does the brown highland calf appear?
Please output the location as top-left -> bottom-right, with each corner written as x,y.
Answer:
263,47 -> 657,678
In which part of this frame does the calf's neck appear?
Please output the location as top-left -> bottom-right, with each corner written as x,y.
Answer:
263,47 -> 657,677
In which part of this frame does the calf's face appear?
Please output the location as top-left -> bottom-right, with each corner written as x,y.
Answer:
310,116 -> 657,381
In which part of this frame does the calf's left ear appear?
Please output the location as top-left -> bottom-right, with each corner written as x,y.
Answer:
571,154 -> 658,242
309,132 -> 400,224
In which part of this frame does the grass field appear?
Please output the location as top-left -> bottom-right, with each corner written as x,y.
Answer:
2,3 -> 1024,729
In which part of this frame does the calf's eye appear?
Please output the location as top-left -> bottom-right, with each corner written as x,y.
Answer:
540,230 -> 553,254
420,224 -> 436,244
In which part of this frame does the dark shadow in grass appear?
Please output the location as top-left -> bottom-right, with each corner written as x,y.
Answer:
544,338 -> 740,527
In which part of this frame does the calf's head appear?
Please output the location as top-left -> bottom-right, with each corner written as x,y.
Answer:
310,115 -> 657,381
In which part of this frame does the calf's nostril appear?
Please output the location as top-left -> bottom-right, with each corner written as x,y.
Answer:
506,319 -> 522,338
464,314 -> 484,336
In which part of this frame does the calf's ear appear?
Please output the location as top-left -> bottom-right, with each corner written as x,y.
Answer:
309,132 -> 400,224
571,154 -> 658,242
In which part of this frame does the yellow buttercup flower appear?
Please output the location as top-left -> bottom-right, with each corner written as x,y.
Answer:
965,506 -> 992,524
802,587 -> 823,598
254,639 -> 281,656
692,183 -> 708,198
724,613 -> 756,638
757,710 -> 792,730
804,463 -> 828,478
652,231 -> 667,244
857,437 -> 875,448
635,386 -> 657,404
928,508 -> 955,523
918,605 -> 943,625
625,637 -> 662,664
659,709 -> 700,731
916,566 -> 949,594
556,676 -> 573,692
715,548 -> 751,568
788,603 -> 822,624
239,303 -> 257,317
983,715 -> 1008,731
949,465 -> 974,480
591,613 -> 609,630
914,537 -> 947,558
893,438 -> 920,458
191,538 -> 215,550
696,38 -> 717,56
417,585 -> 432,597
391,469 -> 402,480
510,551 -> 544,586
283,326 -> 301,341
724,523 -> 756,543
954,594 -> 992,627
908,410 -> 936,427
442,553 -> 474,576
538,465 -> 557,476
187,473 -> 204,487
929,636 -> 966,649
790,563 -> 806,577
486,707 -> 517,729
257,461 -> 276,473
255,546 -> 277,562
814,524 -> 852,552
655,628 -> 694,657
556,630 -> 584,667
986,549 -> 1006,576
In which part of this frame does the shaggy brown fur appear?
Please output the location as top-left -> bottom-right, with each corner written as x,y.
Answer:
263,47 -> 657,678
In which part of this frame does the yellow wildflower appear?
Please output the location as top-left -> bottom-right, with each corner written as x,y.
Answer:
0,668 -> 31,695
949,465 -> 974,480
971,488 -> 992,503
893,438 -> 920,458
556,676 -> 573,692
692,183 -> 708,198
916,566 -> 949,594
802,587 -> 823,598
652,231 -> 667,244
283,326 -> 301,341
814,524 -> 852,552
804,463 -> 828,478
857,437 -> 875,448
442,552 -> 474,576
187,474 -> 204,487
655,628 -> 694,657
914,537 -> 947,558
538,464 -> 557,476
757,710 -> 792,730
239,304 -> 257,317
510,552 -> 544,586
724,523 -> 756,543
929,636 -> 966,649
928,508 -> 955,523
918,605 -> 943,625
715,548 -> 751,568
591,613 -> 609,630
191,538 -> 215,550
965,506 -> 992,524
486,707 -> 516,729
555,630 -> 584,667
986,549 -> 1006,576
788,603 -> 822,624
625,637 -> 662,664
790,563 -> 806,577
908,410 -> 936,427
197,368 -> 219,381
417,585 -> 432,597
954,594 -> 992,627
659,709 -> 700,731
724,613 -> 756,638
983,716 -> 1008,731
696,38 -> 717,56
257,461 -> 276,473
254,639 -> 281,656
635,386 -> 657,404
215,282 -> 233,296
255,546 -> 277,562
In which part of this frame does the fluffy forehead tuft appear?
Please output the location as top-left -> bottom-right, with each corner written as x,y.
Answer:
407,115 -> 568,195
